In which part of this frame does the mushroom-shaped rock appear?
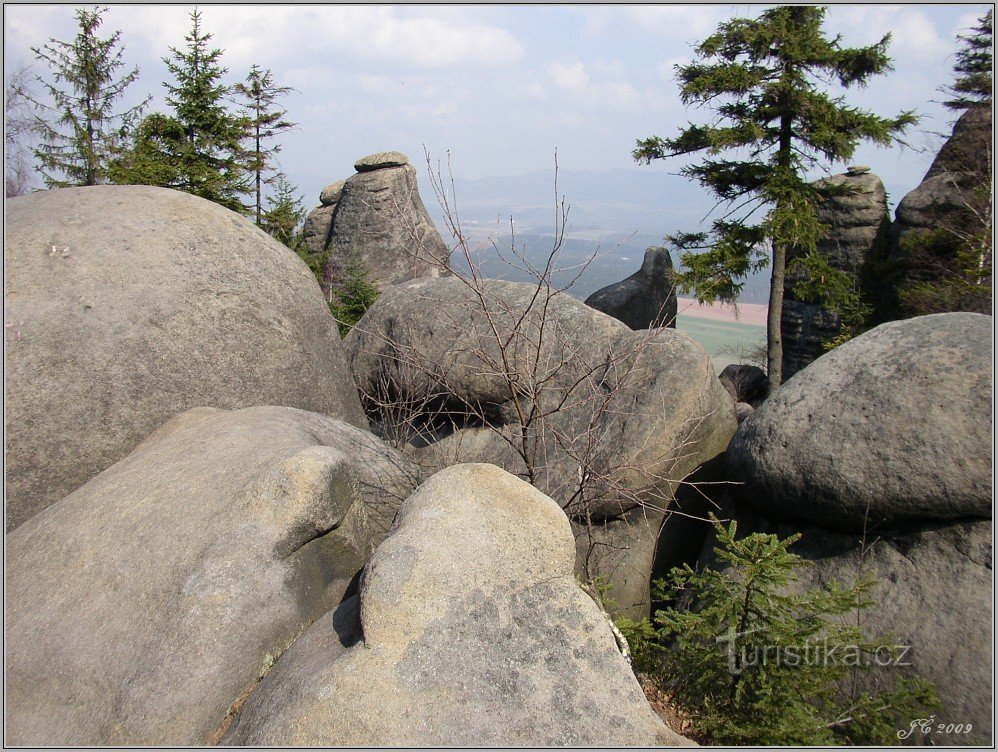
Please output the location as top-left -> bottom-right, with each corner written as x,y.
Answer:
222,464 -> 693,747
5,406 -> 419,747
585,246 -> 678,329
729,312 -> 992,532
4,186 -> 365,530
323,151 -> 451,290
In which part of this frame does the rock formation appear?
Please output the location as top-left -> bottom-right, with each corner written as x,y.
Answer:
4,186 -> 364,530
5,406 -> 419,747
345,276 -> 736,616
714,313 -> 992,742
718,363 -> 769,407
221,464 -> 692,747
585,246 -> 678,329
729,313 -> 991,531
301,179 -> 345,257
315,151 -> 450,291
780,166 -> 890,380
889,105 -> 992,316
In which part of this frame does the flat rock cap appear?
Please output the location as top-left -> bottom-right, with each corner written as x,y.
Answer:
354,151 -> 409,172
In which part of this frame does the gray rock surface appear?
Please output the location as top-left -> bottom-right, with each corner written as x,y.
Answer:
728,313 -> 992,532
222,463 -> 692,747
780,301 -> 843,381
302,203 -> 337,256
4,186 -> 365,530
718,363 -> 769,406
319,179 -> 346,206
700,497 -> 992,745
5,406 -> 418,747
346,276 -> 736,521
781,170 -> 889,379
324,153 -> 450,289
354,150 -> 408,172
889,106 -> 992,315
585,246 -> 678,329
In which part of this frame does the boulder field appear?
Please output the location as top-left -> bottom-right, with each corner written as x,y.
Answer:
222,464 -> 693,747
345,275 -> 737,617
4,185 -> 364,530
6,406 -> 418,746
712,312 -> 993,744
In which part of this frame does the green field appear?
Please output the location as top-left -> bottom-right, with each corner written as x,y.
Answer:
677,316 -> 767,374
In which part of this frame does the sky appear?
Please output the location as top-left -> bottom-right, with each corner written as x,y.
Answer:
4,4 -> 990,214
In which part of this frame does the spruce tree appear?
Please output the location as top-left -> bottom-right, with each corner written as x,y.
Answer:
163,9 -> 247,210
30,6 -> 149,187
111,9 -> 246,211
234,65 -> 296,224
634,6 -> 916,387
943,9 -> 993,111
260,173 -> 306,251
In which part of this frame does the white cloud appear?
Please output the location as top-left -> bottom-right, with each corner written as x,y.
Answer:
200,6 -> 525,70
524,81 -> 547,100
627,7 -> 726,38
827,7 -> 948,57
547,61 -> 590,94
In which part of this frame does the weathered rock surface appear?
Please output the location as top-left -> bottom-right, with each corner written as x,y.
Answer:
302,180 -> 347,260
5,406 -> 418,747
781,169 -> 890,380
718,363 -> 769,406
319,179 -> 346,206
354,150 -> 408,172
889,105 -> 993,316
700,497 -> 992,745
222,464 -> 691,747
323,152 -> 450,289
585,246 -> 678,329
4,186 -> 365,530
729,312 -> 992,532
302,202 -> 337,256
346,276 -> 736,521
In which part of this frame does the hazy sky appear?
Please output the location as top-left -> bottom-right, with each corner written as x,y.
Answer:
4,4 -> 990,210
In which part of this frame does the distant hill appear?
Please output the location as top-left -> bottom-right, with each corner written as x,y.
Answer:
429,168 -> 771,305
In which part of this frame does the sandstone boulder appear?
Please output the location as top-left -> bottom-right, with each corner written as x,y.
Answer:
4,186 -> 364,530
728,312 -> 992,532
346,276 -> 736,522
781,169 -> 890,379
354,150 -> 409,171
5,406 -> 418,746
889,105 -> 992,316
222,464 -> 691,747
718,363 -> 769,406
319,179 -> 346,206
323,152 -> 450,289
585,246 -> 678,329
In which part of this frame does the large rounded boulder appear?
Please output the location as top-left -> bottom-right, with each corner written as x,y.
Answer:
6,406 -> 418,746
728,312 -> 992,532
346,275 -> 735,521
221,464 -> 691,747
4,186 -> 365,529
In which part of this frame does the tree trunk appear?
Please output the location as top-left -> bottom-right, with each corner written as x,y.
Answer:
768,97 -> 793,391
767,241 -> 785,389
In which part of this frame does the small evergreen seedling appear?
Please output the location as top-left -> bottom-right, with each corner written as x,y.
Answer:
625,515 -> 938,745
329,252 -> 379,336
